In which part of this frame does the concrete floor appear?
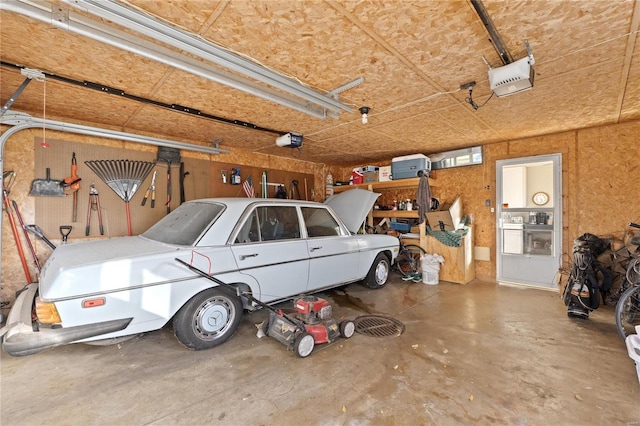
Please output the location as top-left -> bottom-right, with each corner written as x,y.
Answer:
1,276 -> 638,425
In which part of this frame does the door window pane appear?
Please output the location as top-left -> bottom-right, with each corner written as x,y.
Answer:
235,210 -> 260,243
236,206 -> 301,243
301,207 -> 341,237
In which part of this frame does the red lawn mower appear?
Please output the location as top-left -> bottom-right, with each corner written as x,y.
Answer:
266,295 -> 355,357
176,258 -> 355,358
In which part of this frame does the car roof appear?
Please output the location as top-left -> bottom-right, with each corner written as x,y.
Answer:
189,198 -> 336,246
192,191 -> 376,234
189,198 -> 322,206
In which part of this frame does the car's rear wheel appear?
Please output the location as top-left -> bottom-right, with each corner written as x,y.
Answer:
363,253 -> 390,289
173,287 -> 242,350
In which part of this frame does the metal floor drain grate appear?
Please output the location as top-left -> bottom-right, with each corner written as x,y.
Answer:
353,315 -> 405,338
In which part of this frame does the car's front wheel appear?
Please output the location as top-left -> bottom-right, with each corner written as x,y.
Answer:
363,253 -> 390,289
173,287 -> 243,350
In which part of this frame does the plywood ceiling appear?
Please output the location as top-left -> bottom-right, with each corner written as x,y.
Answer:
1,0 -> 639,165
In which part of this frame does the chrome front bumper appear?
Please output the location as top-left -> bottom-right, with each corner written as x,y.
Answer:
0,283 -> 132,357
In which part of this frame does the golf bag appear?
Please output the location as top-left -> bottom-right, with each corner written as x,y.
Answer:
563,233 -> 612,318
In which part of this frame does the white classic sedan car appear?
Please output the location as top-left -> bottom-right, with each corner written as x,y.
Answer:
1,189 -> 399,356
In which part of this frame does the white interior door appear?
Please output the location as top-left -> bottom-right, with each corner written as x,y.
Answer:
496,154 -> 562,289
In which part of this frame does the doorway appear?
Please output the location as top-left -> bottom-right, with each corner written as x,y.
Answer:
496,154 -> 562,289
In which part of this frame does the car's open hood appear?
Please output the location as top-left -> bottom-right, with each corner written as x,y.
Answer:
324,188 -> 380,233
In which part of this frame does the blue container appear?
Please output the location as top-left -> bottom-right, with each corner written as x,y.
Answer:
390,222 -> 411,233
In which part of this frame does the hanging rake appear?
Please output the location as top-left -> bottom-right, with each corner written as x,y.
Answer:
85,159 -> 155,236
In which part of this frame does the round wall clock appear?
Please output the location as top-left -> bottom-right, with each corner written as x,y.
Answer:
532,191 -> 549,206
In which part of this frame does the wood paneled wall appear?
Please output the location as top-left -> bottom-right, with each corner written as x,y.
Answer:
334,120 -> 640,286
2,120 -> 639,305
0,125 -> 327,306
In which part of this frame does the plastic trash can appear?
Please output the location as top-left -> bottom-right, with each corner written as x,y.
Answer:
420,254 -> 444,285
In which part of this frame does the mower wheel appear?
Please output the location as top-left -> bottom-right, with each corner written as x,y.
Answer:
173,287 -> 242,350
294,332 -> 315,358
363,253 -> 390,289
339,320 -> 355,338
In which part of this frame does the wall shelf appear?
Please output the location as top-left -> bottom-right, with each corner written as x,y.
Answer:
342,175 -> 473,285
372,210 -> 418,219
332,177 -> 435,193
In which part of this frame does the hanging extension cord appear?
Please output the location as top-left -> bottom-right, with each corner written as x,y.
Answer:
460,81 -> 479,110
460,81 -> 494,110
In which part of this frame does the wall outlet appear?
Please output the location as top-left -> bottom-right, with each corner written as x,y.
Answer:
474,246 -> 491,261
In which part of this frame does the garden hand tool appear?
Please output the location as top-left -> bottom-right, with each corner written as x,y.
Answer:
141,170 -> 158,208
3,171 -> 33,283
85,183 -> 104,236
63,152 -> 81,222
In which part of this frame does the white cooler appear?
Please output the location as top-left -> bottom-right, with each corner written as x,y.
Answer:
391,154 -> 431,180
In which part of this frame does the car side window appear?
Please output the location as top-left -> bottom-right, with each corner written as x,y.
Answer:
301,207 -> 341,237
258,206 -> 300,241
235,211 -> 260,243
235,206 -> 300,243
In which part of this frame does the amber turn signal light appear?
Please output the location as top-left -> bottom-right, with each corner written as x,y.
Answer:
35,297 -> 61,324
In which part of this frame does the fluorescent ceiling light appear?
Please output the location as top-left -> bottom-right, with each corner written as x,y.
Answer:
2,0 -> 353,119
0,111 -> 229,155
62,0 -> 352,115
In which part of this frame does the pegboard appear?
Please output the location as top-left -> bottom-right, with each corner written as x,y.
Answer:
33,138 -> 210,241
210,162 -> 314,200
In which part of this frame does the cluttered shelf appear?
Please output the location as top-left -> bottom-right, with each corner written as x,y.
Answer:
332,177 -> 436,193
372,210 -> 419,219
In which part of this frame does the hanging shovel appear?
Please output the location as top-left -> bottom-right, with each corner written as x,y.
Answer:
29,168 -> 65,197
59,225 -> 72,244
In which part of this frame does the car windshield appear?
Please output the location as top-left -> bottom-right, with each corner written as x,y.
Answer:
142,202 -> 224,245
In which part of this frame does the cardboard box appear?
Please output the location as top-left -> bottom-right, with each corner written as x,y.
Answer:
426,197 -> 462,231
379,166 -> 391,182
363,170 -> 378,183
391,154 -> 431,180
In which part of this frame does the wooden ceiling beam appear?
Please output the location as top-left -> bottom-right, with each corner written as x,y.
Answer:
614,0 -> 640,122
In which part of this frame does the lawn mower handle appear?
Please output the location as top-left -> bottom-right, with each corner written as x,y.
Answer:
174,258 -> 303,326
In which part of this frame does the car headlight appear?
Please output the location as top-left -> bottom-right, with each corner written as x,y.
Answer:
35,297 -> 61,324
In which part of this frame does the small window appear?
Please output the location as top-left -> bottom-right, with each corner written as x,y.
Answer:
430,146 -> 483,170
301,207 -> 341,237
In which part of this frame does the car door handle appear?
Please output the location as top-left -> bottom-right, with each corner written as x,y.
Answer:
310,246 -> 322,252
239,253 -> 259,260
